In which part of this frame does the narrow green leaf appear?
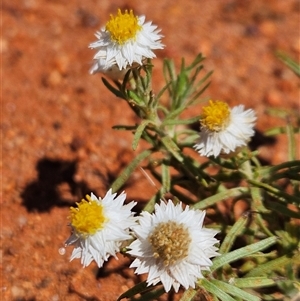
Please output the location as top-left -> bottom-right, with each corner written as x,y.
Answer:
134,288 -> 165,301
162,116 -> 200,126
232,277 -> 276,288
248,179 -> 300,203
156,81 -> 172,101
117,281 -> 148,300
127,90 -> 145,105
264,126 -> 286,136
121,68 -> 132,94
163,58 -> 176,82
143,193 -> 158,213
118,282 -> 165,301
183,71 -> 202,102
192,187 -> 249,210
166,104 -> 188,120
185,53 -> 205,72
211,236 -> 278,272
177,132 -> 199,145
131,68 -> 144,93
161,162 -> 171,194
163,60 -> 177,104
260,160 -> 300,176
266,200 -> 300,219
286,121 -> 296,161
276,51 -> 300,77
272,161 -> 300,172
142,61 -> 153,92
101,77 -> 124,99
269,166 -> 300,182
256,213 -> 275,237
112,125 -> 137,131
220,214 -> 248,254
245,254 -> 297,277
174,72 -> 188,108
191,69 -> 212,92
210,279 -> 261,301
249,186 -> 270,213
132,120 -> 153,150
161,136 -> 184,162
188,80 -> 212,105
179,288 -> 197,301
265,125 -> 299,136
111,149 -> 152,193
199,278 -> 236,301
188,65 -> 204,88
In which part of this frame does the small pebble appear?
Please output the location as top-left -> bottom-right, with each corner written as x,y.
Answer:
58,247 -> 66,255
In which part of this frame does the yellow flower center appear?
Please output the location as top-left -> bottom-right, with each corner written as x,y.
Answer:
105,9 -> 142,45
149,221 -> 191,266
201,100 -> 231,132
70,195 -> 107,236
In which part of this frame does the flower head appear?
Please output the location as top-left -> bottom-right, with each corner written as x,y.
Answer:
65,189 -> 136,268
89,9 -> 164,77
194,100 -> 257,157
127,200 -> 219,293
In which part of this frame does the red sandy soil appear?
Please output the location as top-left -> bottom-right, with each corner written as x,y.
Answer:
2,0 -> 299,300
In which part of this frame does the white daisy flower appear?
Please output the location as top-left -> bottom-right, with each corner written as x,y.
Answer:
65,189 -> 137,268
89,9 -> 164,77
194,100 -> 257,158
127,200 -> 219,293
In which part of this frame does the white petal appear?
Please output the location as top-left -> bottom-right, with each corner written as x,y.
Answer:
89,13 -> 164,77
127,201 -> 219,292
66,190 -> 137,268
